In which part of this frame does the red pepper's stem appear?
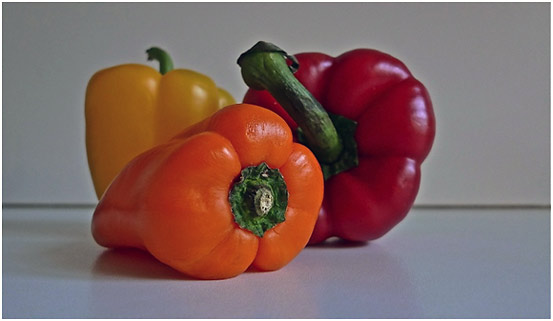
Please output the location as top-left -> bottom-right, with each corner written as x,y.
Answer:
146,47 -> 174,75
237,41 -> 342,164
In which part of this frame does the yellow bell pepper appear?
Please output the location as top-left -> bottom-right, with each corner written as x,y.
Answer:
85,47 -> 235,199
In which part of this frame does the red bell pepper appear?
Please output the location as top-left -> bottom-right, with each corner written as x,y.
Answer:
238,41 -> 435,243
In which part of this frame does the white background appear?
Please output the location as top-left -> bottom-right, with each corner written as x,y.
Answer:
3,3 -> 550,206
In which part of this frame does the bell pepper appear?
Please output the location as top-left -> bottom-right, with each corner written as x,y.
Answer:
91,104 -> 324,279
238,41 -> 435,243
86,47 -> 235,199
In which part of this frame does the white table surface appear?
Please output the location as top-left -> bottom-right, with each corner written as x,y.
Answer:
2,206 -> 550,318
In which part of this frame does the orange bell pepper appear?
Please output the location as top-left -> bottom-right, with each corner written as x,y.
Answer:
91,104 -> 324,279
86,47 -> 235,199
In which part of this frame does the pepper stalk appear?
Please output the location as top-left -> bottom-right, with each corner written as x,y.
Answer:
229,162 -> 288,237
237,41 -> 358,179
146,47 -> 174,75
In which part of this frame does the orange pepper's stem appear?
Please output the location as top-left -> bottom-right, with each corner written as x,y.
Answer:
146,47 -> 174,75
229,162 -> 288,237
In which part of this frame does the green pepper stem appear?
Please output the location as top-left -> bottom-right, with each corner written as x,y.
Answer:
237,41 -> 342,164
229,163 -> 288,237
146,47 -> 174,75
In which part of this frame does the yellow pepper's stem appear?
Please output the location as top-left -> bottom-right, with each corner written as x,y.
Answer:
146,47 -> 174,75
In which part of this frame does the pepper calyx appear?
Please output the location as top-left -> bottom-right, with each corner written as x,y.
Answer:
297,113 -> 359,180
229,162 -> 288,237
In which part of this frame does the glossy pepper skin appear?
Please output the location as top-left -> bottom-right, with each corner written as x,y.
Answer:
91,104 -> 324,280
85,48 -> 235,199
241,46 -> 435,243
